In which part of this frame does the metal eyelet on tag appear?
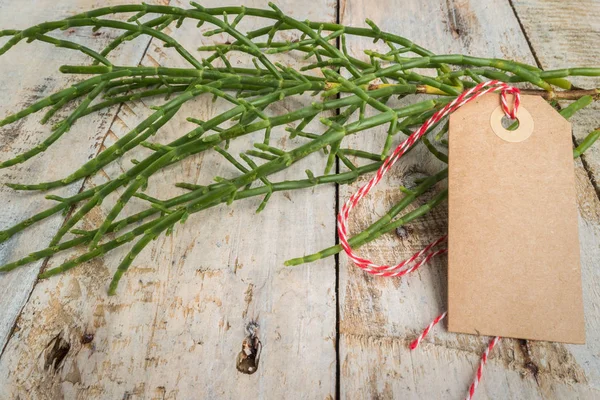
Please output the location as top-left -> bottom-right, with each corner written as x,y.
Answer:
490,105 -> 534,143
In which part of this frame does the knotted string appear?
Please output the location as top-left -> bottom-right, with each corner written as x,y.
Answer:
338,80 -> 520,400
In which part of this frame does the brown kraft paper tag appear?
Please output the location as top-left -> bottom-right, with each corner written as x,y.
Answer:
447,93 -> 585,344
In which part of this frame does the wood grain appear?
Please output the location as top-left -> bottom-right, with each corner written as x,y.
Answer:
0,1 -> 338,398
0,0 -> 599,399
511,0 -> 600,193
511,0 -> 600,396
339,0 -> 600,398
0,0 -> 156,354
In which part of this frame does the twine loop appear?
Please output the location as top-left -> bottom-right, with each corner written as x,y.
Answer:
338,80 -> 520,274
337,80 -> 521,400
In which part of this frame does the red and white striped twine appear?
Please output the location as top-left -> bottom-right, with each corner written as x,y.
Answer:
337,80 -> 520,399
409,311 -> 447,350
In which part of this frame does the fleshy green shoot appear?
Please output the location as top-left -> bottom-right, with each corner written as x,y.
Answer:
0,3 -> 599,294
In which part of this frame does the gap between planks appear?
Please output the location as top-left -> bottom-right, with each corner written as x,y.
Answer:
0,12 -> 164,360
4,3 -> 595,396
334,1 -> 342,399
508,0 -> 600,202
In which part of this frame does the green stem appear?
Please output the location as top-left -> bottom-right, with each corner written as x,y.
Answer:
93,15 -> 174,66
1,3 -> 599,297
26,161 -> 381,276
0,81 -> 107,168
285,170 -> 447,266
574,130 -> 600,159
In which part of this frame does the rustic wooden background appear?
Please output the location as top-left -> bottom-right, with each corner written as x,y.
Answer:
0,0 -> 599,399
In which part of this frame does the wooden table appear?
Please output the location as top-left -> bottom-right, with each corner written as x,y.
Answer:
0,1 -> 599,398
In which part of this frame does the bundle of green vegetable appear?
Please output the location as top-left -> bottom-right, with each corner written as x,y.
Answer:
0,3 -> 598,294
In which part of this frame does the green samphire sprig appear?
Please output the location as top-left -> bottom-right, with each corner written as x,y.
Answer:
0,3 -> 599,294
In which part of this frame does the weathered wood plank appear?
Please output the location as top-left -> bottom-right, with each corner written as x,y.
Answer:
511,0 -> 600,394
0,1 -> 338,398
511,0 -> 600,192
339,0 -> 600,398
0,0 -> 156,353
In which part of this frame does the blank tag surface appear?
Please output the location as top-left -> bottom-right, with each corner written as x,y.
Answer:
447,93 -> 585,344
